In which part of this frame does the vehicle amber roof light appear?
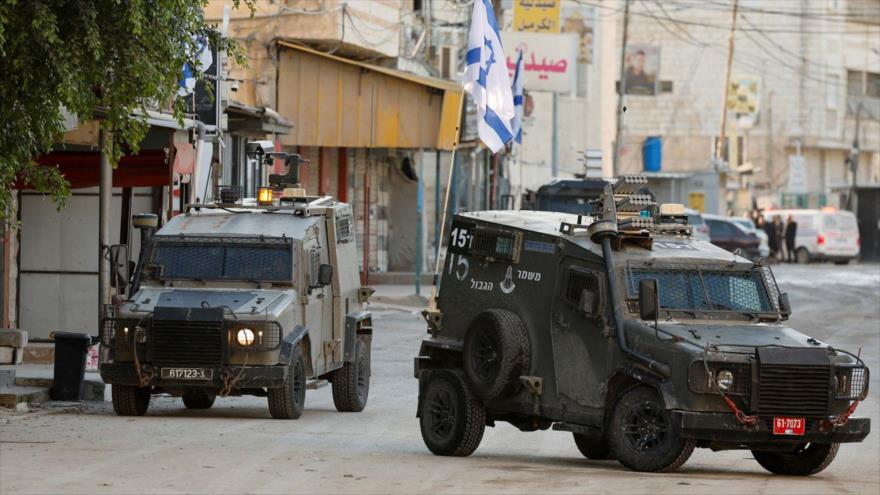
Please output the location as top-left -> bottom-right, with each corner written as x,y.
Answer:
257,187 -> 274,206
821,206 -> 838,213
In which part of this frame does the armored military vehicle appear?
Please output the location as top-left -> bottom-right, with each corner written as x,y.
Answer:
415,175 -> 870,474
100,149 -> 373,419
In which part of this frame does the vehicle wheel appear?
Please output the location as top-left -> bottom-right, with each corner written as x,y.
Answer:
752,443 -> 839,476
112,384 -> 150,416
332,338 -> 370,412
609,386 -> 695,473
796,247 -> 811,264
573,432 -> 614,460
833,259 -> 850,265
419,369 -> 486,457
462,309 -> 530,400
182,390 -> 216,409
268,345 -> 306,419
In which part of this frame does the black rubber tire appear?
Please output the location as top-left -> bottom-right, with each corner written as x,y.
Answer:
268,345 -> 306,419
182,390 -> 216,409
608,386 -> 695,473
573,432 -> 615,460
112,384 -> 150,416
462,309 -> 530,400
752,443 -> 839,476
419,369 -> 486,457
796,247 -> 811,264
833,260 -> 850,265
332,338 -> 371,412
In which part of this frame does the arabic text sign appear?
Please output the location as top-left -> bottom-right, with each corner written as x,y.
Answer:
513,0 -> 560,33
501,31 -> 577,93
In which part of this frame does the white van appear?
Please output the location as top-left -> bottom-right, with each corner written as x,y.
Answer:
766,208 -> 860,264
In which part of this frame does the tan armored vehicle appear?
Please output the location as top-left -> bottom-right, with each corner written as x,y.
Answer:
100,149 -> 373,419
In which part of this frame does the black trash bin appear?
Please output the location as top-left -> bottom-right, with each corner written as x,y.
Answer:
52,332 -> 92,401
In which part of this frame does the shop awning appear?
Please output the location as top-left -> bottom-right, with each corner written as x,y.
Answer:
276,42 -> 463,150
25,150 -> 171,189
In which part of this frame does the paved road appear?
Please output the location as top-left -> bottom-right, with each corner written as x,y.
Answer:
1,263 -> 878,494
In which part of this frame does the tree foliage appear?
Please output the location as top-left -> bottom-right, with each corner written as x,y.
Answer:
0,0 -> 251,220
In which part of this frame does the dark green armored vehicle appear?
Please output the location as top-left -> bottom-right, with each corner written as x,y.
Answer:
415,175 -> 870,474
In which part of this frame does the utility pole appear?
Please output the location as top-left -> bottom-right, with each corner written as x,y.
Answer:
714,0 -> 739,164
847,103 -> 863,210
612,0 -> 631,176
98,128 -> 111,320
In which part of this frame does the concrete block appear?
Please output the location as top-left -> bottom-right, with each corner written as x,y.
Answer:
0,347 -> 14,364
22,343 -> 54,365
0,386 -> 50,408
0,329 -> 28,347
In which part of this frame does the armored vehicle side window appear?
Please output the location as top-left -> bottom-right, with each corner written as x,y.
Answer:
449,223 -> 522,262
563,268 -> 600,317
148,237 -> 293,282
627,268 -> 772,313
336,215 -> 352,243
308,247 -> 321,285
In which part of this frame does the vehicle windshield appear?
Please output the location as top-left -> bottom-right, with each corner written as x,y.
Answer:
731,218 -> 755,233
627,267 -> 774,314
144,237 -> 293,282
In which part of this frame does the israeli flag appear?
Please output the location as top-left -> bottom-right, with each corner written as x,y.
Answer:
178,38 -> 213,97
511,48 -> 524,144
463,0 -> 515,153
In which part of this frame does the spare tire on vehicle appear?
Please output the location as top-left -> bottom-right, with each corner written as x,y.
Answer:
462,309 -> 530,400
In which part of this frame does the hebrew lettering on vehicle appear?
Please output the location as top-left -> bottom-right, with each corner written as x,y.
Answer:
469,279 -> 494,291
516,269 -> 542,282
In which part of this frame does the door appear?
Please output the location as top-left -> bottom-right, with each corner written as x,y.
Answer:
857,189 -> 880,262
302,235 -> 331,375
549,260 -> 611,418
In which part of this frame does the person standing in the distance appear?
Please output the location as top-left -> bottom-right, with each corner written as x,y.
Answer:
784,214 -> 798,263
763,214 -> 778,262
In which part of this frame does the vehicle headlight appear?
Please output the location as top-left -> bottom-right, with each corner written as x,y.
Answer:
236,328 -> 255,347
835,366 -> 869,400
715,370 -> 734,391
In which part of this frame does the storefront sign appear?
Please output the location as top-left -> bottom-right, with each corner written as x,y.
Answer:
513,0 -> 561,33
502,31 -> 578,93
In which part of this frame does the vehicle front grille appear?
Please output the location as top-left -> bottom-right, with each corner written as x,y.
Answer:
758,364 -> 831,417
150,319 -> 224,366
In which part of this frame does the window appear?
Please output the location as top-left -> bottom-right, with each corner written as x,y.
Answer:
848,70 -> 880,98
707,219 -> 736,237
564,269 -> 600,316
148,238 -> 293,282
336,215 -> 352,243
627,268 -> 773,313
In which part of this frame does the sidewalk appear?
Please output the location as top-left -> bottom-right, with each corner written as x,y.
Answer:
369,284 -> 431,309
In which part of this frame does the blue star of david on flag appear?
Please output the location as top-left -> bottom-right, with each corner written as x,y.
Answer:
463,0 -> 514,153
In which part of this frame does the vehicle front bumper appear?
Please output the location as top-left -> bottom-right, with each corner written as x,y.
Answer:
674,410 -> 870,444
100,362 -> 287,389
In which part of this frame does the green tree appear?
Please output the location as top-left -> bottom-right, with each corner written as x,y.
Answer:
0,0 -> 251,221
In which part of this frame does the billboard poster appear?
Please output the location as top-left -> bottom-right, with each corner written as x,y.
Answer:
513,0 -> 561,33
560,4 -> 595,64
623,44 -> 660,95
502,31 -> 578,93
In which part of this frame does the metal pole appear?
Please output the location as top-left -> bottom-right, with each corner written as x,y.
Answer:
98,129 -> 111,318
714,0 -> 739,163
612,0 -> 631,176
848,104 -> 862,211
430,95 -> 465,308
552,93 -> 559,177
416,149 -> 424,296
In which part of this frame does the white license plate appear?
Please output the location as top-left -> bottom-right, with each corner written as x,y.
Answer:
161,368 -> 213,380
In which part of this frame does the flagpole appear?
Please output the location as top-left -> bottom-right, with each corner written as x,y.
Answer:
429,94 -> 465,310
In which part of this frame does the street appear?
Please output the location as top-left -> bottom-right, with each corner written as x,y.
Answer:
1,263 -> 878,495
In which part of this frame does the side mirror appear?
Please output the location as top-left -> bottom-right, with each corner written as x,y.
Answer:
639,279 -> 659,322
778,292 -> 791,319
317,263 -> 333,286
108,244 -> 129,292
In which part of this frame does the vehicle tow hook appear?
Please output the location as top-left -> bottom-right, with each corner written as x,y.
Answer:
520,376 -> 543,417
